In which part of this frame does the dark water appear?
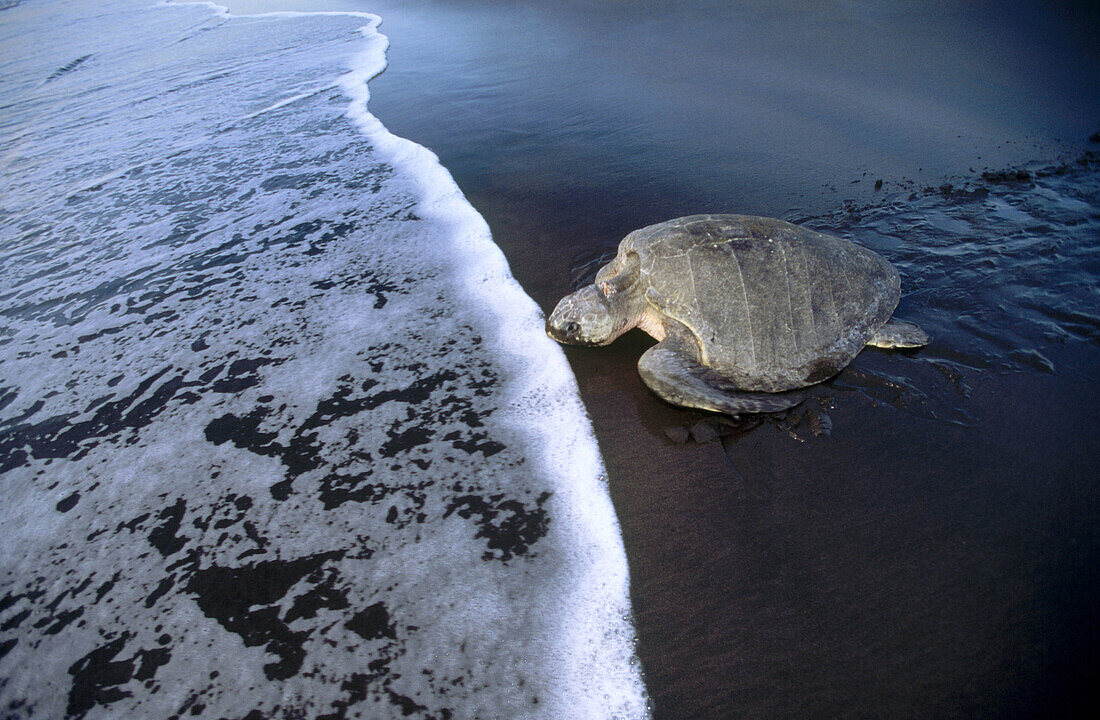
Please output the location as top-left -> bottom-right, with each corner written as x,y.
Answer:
359,0 -> 1100,718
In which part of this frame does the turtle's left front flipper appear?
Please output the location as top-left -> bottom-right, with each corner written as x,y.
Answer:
637,335 -> 805,416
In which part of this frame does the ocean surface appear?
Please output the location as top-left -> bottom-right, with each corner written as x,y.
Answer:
0,1 -> 647,718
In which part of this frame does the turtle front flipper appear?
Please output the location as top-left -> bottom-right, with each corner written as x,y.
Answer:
637,335 -> 805,416
867,320 -> 930,348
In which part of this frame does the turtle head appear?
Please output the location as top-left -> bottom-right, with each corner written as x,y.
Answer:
546,285 -> 622,346
546,253 -> 642,346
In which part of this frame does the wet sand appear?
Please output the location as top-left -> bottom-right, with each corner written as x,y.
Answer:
454,166 -> 1100,719
476,174 -> 1100,720
272,0 -> 1100,716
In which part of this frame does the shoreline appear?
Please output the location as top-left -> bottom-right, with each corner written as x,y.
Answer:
117,2 -> 1100,716
0,1 -> 651,717
357,2 -> 1100,712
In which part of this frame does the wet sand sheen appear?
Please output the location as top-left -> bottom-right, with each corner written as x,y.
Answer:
363,1 -> 1100,716
473,167 -> 1100,718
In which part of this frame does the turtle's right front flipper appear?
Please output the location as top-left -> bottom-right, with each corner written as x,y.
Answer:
637,335 -> 805,417
867,319 -> 930,348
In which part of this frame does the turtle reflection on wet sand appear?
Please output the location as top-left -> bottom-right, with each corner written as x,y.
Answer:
546,215 -> 929,416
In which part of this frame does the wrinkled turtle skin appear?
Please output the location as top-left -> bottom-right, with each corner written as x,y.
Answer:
547,214 -> 929,415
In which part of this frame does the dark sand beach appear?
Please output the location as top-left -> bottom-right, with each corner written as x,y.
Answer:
361,1 -> 1100,717
11,0 -> 1092,717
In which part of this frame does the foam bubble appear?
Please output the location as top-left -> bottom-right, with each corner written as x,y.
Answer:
0,1 -> 648,717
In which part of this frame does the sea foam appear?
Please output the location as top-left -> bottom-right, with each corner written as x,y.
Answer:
0,1 -> 648,717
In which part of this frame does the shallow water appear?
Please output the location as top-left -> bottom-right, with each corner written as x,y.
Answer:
367,0 -> 1099,219
0,1 -> 646,718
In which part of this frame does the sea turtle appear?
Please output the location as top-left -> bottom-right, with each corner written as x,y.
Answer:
546,214 -> 929,416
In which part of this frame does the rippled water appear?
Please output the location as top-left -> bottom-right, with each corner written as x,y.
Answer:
822,162 -> 1100,368
787,157 -> 1100,425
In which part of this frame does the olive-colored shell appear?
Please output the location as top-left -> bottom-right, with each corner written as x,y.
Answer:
615,214 -> 900,392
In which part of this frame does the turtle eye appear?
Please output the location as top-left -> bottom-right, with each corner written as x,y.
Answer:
562,321 -> 581,336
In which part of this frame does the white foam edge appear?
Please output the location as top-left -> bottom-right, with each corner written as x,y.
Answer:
160,1 -> 648,714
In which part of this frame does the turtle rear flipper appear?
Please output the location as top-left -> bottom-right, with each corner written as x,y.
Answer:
868,320 -> 930,348
638,336 -> 805,417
